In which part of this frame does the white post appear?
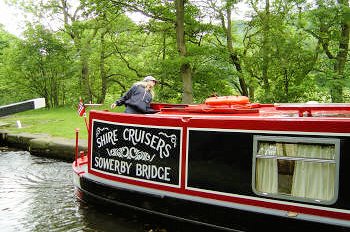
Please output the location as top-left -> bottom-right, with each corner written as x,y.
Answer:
16,120 -> 22,128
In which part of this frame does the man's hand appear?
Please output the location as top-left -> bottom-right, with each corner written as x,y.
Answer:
111,103 -> 116,109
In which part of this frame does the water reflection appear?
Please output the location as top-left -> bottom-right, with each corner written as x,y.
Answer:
0,148 -> 150,232
0,147 -> 219,232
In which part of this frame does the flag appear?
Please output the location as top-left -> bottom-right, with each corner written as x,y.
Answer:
78,99 -> 86,117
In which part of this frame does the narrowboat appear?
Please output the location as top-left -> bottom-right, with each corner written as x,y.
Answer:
72,96 -> 350,231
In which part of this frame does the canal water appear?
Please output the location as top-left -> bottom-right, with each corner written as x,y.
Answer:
0,147 -> 219,232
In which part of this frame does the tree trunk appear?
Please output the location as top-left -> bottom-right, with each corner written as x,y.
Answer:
331,0 -> 350,102
175,0 -> 193,104
98,32 -> 107,104
81,57 -> 92,102
261,0 -> 271,101
225,5 -> 248,97
60,0 -> 93,103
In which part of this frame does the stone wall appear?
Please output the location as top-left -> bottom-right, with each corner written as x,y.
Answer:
0,130 -> 88,161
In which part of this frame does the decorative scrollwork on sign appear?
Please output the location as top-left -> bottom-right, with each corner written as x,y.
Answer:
96,127 -> 109,137
158,132 -> 177,147
107,146 -> 155,162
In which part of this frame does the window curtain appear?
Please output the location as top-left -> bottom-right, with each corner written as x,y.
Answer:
255,143 -> 278,193
291,144 -> 335,201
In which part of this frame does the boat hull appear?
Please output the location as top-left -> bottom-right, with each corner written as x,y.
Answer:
73,171 -> 349,232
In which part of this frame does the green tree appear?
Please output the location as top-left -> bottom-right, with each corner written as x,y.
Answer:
0,26 -> 33,105
14,26 -> 73,107
206,0 -> 249,97
305,0 -> 350,102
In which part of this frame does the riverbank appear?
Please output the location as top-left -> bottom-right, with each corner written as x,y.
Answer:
0,107 -> 92,139
0,129 -> 87,161
0,106 -> 102,161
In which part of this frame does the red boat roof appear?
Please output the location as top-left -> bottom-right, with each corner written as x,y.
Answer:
151,102 -> 350,118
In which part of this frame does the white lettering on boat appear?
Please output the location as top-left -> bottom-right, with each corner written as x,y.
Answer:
122,128 -> 172,158
94,157 -> 132,175
96,129 -> 118,148
135,163 -> 171,181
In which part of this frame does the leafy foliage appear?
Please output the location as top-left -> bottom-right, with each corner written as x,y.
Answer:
1,0 -> 350,107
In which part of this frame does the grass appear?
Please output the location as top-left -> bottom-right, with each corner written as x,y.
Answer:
0,104 -> 121,139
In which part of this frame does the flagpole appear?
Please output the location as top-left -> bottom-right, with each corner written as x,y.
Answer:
78,98 -> 101,132
83,113 -> 89,131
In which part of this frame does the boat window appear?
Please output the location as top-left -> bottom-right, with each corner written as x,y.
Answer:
187,130 -> 253,194
252,136 -> 339,205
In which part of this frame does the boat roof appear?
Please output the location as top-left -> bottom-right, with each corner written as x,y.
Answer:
151,102 -> 350,118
